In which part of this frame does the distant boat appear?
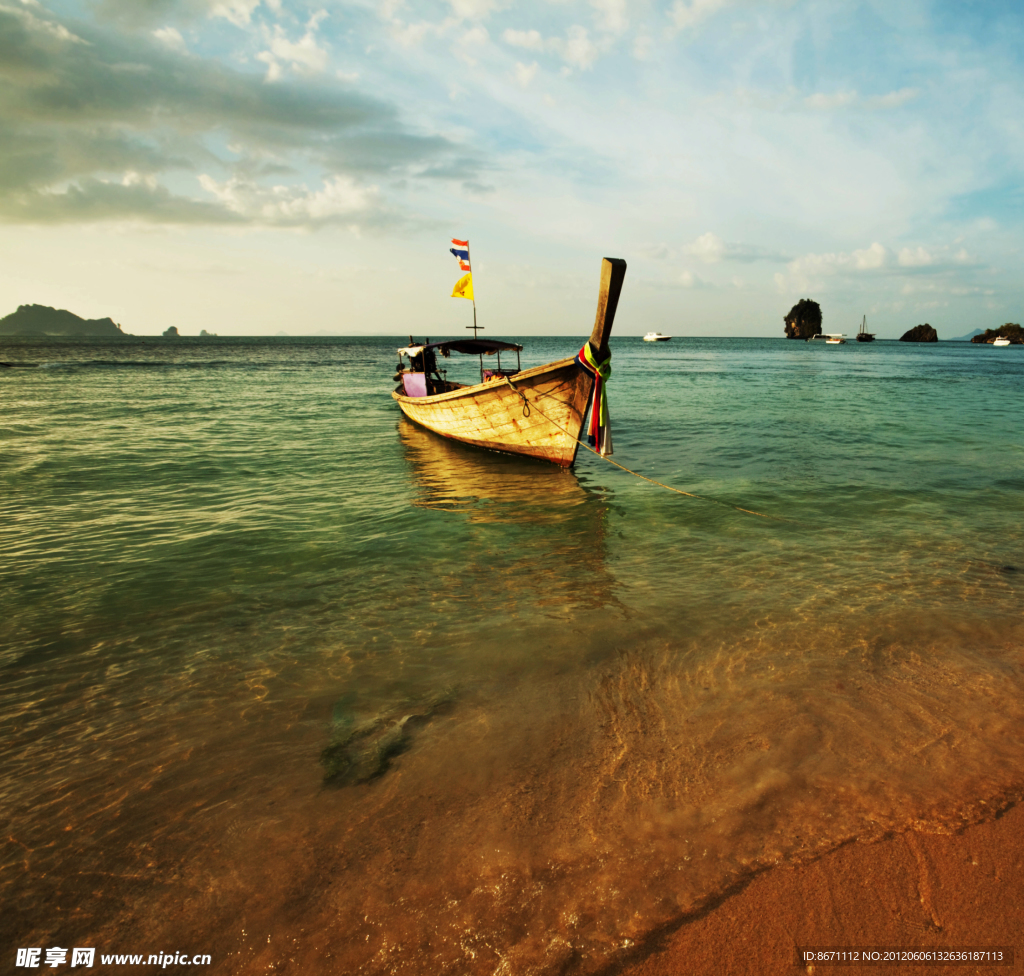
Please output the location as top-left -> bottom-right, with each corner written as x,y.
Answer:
391,258 -> 626,467
643,332 -> 672,342
993,336 -> 1011,346
808,333 -> 847,344
855,315 -> 875,342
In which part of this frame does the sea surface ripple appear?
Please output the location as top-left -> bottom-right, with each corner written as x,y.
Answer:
2,334 -> 1023,974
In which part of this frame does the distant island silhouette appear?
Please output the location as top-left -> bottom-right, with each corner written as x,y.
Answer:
0,305 -> 129,337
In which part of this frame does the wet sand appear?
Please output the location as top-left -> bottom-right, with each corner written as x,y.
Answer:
613,802 -> 1023,976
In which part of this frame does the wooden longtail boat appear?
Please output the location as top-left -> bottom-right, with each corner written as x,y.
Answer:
392,257 -> 626,467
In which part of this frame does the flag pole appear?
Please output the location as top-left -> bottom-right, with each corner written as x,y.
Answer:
462,239 -> 481,380
467,240 -> 480,338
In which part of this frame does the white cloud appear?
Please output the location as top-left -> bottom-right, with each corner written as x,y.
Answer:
805,90 -> 858,110
198,173 -> 380,224
257,13 -> 330,80
562,24 -> 598,70
503,28 -> 545,51
513,60 -> 538,88
453,25 -> 489,65
590,0 -> 627,34
504,24 -> 600,70
778,242 -> 889,291
853,242 -> 887,269
631,31 -> 652,60
803,87 -> 921,112
152,26 -> 187,52
668,0 -> 732,32
210,0 -> 260,27
378,4 -> 442,48
639,242 -> 676,261
448,0 -> 502,20
898,246 -> 933,267
685,231 -> 725,263
7,3 -> 88,44
682,232 -> 791,264
255,50 -> 280,81
377,0 -> 405,21
391,21 -> 434,47
865,87 -> 920,110
122,171 -> 158,190
462,25 -> 490,45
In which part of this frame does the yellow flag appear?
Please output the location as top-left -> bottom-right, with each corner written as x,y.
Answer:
451,272 -> 474,300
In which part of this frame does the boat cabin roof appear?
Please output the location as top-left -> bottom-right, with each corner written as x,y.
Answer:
397,338 -> 524,357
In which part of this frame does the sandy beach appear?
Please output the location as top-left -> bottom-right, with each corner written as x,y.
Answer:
614,802 -> 1023,976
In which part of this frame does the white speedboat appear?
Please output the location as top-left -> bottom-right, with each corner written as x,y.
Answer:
643,332 -> 672,342
809,333 -> 847,344
993,336 -> 1011,346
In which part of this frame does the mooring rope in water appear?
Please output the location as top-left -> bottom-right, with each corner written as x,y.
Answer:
504,377 -> 788,522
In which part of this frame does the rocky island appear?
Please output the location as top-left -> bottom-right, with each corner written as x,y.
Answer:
0,304 -> 129,337
899,323 -> 938,342
971,323 -> 1023,344
784,299 -> 822,340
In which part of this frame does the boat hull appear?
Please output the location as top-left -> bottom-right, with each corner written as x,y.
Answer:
392,357 -> 593,467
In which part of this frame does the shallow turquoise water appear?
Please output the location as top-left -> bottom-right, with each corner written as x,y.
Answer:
2,335 -> 1023,973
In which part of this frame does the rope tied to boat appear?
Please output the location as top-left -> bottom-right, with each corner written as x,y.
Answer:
509,384 -> 531,417
574,342 -> 613,456
502,376 -> 786,522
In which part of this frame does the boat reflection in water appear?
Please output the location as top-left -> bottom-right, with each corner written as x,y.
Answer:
397,416 -> 619,614
399,417 -> 590,520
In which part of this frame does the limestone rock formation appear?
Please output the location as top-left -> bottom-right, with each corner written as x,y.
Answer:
163,326 -> 180,338
971,323 -> 1024,344
899,323 -> 938,342
0,304 -> 128,336
784,299 -> 822,340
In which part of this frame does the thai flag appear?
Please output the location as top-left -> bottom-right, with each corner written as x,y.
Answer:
450,238 -> 471,272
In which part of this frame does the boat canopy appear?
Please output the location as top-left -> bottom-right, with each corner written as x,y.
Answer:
397,338 -> 524,358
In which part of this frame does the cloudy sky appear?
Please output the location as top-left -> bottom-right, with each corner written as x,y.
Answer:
0,0 -> 1021,337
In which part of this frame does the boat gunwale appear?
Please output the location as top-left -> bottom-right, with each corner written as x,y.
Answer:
391,355 -> 579,406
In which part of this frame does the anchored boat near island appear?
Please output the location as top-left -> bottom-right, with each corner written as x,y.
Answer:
392,252 -> 625,468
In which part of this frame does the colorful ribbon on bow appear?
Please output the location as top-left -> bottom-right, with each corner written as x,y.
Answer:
575,342 -> 613,456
